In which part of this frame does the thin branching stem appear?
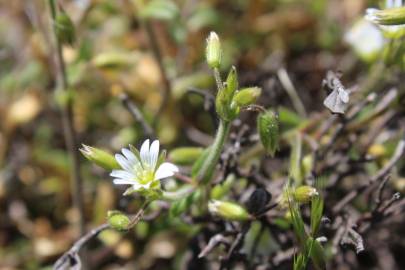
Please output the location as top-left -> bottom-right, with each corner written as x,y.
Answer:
48,0 -> 85,236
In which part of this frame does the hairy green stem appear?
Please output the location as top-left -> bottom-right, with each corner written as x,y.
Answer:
196,68 -> 230,184
213,68 -> 224,92
197,119 -> 231,184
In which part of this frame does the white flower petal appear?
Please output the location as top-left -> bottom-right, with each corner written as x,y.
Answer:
111,170 -> 134,180
131,182 -> 144,190
155,162 -> 179,180
149,140 -> 160,170
140,139 -> 150,166
122,148 -> 138,166
113,179 -> 135,185
128,181 -> 151,191
115,154 -> 132,172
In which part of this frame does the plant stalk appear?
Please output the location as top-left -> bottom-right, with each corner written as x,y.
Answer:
48,0 -> 85,237
198,119 -> 231,184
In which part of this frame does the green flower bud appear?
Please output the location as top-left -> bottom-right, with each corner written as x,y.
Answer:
257,110 -> 279,157
80,144 -> 120,170
208,200 -> 250,221
206,31 -> 221,69
107,210 -> 130,231
55,11 -> 75,46
169,147 -> 204,165
366,6 -> 405,26
293,186 -> 318,204
233,87 -> 262,107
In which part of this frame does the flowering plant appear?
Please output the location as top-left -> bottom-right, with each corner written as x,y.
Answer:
111,139 -> 178,198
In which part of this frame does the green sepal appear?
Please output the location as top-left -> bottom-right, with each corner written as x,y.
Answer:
233,87 -> 262,107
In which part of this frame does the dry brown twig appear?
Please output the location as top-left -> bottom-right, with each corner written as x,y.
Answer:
333,135 -> 405,214
53,206 -> 147,270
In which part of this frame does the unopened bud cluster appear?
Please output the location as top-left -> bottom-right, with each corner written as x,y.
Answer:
205,32 -> 262,121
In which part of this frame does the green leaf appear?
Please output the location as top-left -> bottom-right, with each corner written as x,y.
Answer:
310,239 -> 327,270
310,195 -> 324,236
92,51 -> 139,69
279,106 -> 303,128
287,187 -> 308,246
289,134 -> 303,185
187,5 -> 220,31
139,0 -> 179,21
169,147 -> 204,165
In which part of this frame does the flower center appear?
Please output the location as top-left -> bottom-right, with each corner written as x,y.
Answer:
136,169 -> 155,184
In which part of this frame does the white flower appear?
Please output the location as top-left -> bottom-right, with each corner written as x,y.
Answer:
345,19 -> 385,61
111,139 -> 179,194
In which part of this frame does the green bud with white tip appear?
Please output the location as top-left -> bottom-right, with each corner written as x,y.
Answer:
366,6 -> 405,26
293,186 -> 318,204
208,200 -> 250,221
206,31 -> 221,69
80,144 -> 120,170
233,87 -> 262,107
107,210 -> 130,231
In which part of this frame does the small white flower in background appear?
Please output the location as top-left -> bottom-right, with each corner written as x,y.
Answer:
344,19 -> 385,62
111,139 -> 179,196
